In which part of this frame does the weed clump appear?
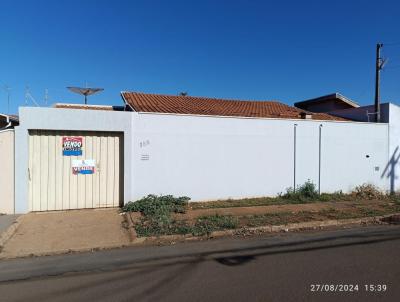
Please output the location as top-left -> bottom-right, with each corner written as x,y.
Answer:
123,195 -> 190,237
280,180 -> 319,201
351,184 -> 385,200
123,195 -> 238,237
192,215 -> 238,236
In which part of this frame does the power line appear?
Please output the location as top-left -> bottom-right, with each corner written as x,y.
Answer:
384,64 -> 400,70
384,42 -> 400,46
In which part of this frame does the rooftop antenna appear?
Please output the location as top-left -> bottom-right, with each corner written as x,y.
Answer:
25,86 -> 40,107
67,86 -> 104,104
44,89 -> 49,106
2,85 -> 11,114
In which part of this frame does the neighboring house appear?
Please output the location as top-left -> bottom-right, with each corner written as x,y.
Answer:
0,114 -> 17,214
0,113 -> 19,129
295,93 -> 359,113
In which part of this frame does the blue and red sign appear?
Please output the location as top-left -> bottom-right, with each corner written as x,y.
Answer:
63,137 -> 83,156
72,159 -> 95,175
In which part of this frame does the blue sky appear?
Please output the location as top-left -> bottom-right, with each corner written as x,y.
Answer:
0,0 -> 399,114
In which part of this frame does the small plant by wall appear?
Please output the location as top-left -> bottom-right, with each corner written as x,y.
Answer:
280,180 -> 319,201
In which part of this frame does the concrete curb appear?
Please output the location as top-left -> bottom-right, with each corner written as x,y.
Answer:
0,216 -> 24,249
123,213 -> 137,241
0,243 -> 133,260
0,213 -> 398,260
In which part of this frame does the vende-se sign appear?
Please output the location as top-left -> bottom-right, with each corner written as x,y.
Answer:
63,137 -> 83,156
72,159 -> 95,175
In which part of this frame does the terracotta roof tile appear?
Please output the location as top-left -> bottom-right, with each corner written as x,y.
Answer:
121,92 -> 347,121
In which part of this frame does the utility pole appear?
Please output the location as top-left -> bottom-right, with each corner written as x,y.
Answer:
374,43 -> 383,123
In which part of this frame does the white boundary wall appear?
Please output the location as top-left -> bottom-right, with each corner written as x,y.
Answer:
132,113 -> 389,201
13,107 -> 390,213
332,103 -> 400,192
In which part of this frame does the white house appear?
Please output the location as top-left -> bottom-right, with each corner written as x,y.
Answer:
1,92 -> 398,214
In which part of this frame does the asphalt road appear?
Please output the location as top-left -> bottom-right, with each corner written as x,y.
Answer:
0,225 -> 399,302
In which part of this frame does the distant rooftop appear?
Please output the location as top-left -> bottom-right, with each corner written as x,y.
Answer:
0,113 -> 19,122
121,91 -> 348,121
53,103 -> 125,111
295,93 -> 359,109
0,113 -> 19,129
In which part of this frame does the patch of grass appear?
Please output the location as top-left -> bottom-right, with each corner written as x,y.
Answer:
134,218 -> 192,237
127,184 -> 400,238
242,206 -> 396,228
191,215 -> 238,236
126,195 -> 239,237
190,190 -> 349,210
190,197 -> 278,210
123,195 -> 190,237
318,208 -> 360,220
245,212 -> 293,227
135,214 -> 238,237
388,194 -> 400,205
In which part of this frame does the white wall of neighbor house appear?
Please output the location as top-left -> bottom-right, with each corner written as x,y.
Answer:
329,103 -> 390,123
131,112 -> 389,202
0,130 -> 15,214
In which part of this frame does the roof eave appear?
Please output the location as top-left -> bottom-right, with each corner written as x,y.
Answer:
295,93 -> 360,108
120,91 -> 136,112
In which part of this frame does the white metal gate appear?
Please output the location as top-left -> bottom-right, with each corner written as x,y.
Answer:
28,130 -> 123,211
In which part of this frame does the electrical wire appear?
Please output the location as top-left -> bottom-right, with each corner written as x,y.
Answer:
384,42 -> 400,46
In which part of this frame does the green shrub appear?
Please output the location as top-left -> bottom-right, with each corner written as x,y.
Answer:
280,180 -> 319,201
123,194 -> 190,237
122,194 -> 190,215
192,215 -> 238,236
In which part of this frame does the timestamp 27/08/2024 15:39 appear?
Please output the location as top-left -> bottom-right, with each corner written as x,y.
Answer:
310,284 -> 387,293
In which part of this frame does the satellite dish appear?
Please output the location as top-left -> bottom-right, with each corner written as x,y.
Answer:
67,86 -> 104,104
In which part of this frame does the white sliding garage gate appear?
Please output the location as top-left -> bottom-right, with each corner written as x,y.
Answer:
28,130 -> 124,211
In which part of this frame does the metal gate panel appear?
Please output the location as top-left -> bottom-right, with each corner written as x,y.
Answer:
28,130 -> 123,211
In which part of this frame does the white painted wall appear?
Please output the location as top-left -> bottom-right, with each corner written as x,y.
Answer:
329,102 -> 400,192
0,130 -> 14,214
386,103 -> 400,192
13,107 -> 391,212
131,113 -> 389,201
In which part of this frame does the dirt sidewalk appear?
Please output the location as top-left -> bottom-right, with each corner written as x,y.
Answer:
0,208 -> 131,259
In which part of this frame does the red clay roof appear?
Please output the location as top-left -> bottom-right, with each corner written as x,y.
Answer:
121,92 -> 347,121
